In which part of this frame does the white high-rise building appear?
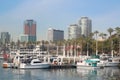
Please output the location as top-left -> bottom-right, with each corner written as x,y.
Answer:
79,17 -> 92,37
47,28 -> 64,42
68,24 -> 81,39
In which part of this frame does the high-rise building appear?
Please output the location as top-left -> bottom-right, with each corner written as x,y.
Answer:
78,17 -> 92,37
68,24 -> 81,39
1,32 -> 10,44
19,34 -> 29,42
48,28 -> 64,42
24,20 -> 36,42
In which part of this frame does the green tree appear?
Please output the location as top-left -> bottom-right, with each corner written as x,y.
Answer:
99,33 -> 107,53
107,28 -> 114,54
115,27 -> 120,54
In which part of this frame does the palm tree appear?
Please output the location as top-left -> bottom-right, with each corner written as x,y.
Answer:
108,28 -> 114,38
103,33 -> 107,53
115,27 -> 120,55
99,33 -> 104,53
89,32 -> 94,39
99,33 -> 107,53
85,33 -> 94,56
94,30 -> 99,55
115,27 -> 120,34
107,28 -> 114,56
78,36 -> 85,55
88,33 -> 94,54
10,41 -> 15,49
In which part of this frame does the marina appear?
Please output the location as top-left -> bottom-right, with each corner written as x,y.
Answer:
0,44 -> 120,80
0,60 -> 120,80
0,0 -> 120,80
1,45 -> 120,69
0,43 -> 120,80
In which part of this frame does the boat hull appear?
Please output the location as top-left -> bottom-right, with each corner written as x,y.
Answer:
105,62 -> 120,67
3,62 -> 13,68
19,63 -> 50,69
77,65 -> 101,70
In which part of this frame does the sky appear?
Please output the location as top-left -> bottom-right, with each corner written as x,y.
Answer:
0,0 -> 120,41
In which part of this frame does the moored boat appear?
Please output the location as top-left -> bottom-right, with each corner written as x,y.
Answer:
19,58 -> 50,69
104,57 -> 120,67
77,58 -> 104,70
2,61 -> 13,68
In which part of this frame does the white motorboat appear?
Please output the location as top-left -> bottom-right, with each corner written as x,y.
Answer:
13,55 -> 50,69
99,53 -> 120,67
77,58 -> 104,70
19,58 -> 50,69
103,57 -> 120,67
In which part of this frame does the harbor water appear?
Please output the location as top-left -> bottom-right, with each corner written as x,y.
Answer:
0,60 -> 120,80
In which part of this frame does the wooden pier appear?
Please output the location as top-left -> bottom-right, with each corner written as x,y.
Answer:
49,64 -> 76,69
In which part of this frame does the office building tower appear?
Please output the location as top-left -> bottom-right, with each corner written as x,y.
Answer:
79,17 -> 92,37
68,24 -> 81,39
1,32 -> 10,44
24,19 -> 36,42
19,34 -> 29,42
48,28 -> 64,42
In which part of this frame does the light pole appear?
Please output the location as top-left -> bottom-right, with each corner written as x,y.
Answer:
96,39 -> 98,55
94,31 -> 99,55
119,39 -> 120,55
87,41 -> 89,56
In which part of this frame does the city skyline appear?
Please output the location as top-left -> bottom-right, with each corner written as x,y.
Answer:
0,0 -> 120,41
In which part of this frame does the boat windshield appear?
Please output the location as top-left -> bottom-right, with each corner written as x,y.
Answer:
33,61 -> 42,63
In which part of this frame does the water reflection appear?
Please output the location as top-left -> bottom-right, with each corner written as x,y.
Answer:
0,64 -> 120,80
76,67 -> 120,80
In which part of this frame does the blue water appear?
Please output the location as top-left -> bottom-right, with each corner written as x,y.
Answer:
0,61 -> 120,80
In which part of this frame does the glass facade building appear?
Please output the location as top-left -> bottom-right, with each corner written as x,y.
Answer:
48,28 -> 64,42
1,32 -> 10,44
68,24 -> 81,39
24,20 -> 36,42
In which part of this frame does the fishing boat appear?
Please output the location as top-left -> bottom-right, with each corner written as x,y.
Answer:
76,58 -> 104,70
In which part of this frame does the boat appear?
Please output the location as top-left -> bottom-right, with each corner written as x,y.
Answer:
19,58 -> 50,69
12,53 -> 51,69
2,52 -> 14,68
99,54 -> 120,67
2,61 -> 13,68
76,58 -> 104,70
103,57 -> 120,67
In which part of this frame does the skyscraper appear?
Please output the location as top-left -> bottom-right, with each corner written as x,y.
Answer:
1,32 -> 10,44
68,24 -> 81,39
48,28 -> 64,42
24,20 -> 36,42
79,17 -> 92,37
